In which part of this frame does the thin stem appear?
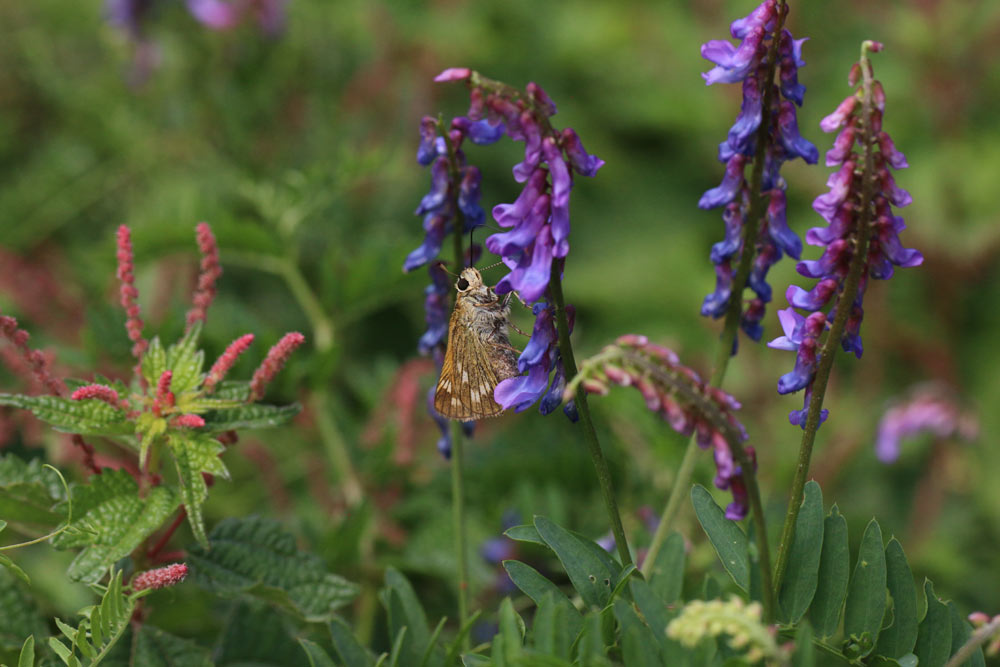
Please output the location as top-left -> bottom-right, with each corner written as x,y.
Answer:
451,422 -> 470,647
310,390 -> 364,506
944,617 -> 1000,667
773,44 -> 879,591
642,4 -> 789,595
549,262 -> 633,568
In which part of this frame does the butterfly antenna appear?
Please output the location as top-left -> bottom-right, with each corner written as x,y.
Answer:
433,260 -> 459,278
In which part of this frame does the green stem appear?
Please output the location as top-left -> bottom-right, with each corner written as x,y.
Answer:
549,262 -> 633,568
451,422 -> 470,647
642,4 -> 789,606
311,390 -> 363,506
773,42 -> 880,591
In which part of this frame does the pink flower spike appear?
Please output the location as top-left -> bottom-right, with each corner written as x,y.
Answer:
71,384 -> 124,410
132,563 -> 188,591
204,333 -> 254,393
248,332 -> 305,401
153,370 -> 175,415
171,414 -> 206,429
434,67 -> 471,83
185,222 -> 223,330
116,226 -> 148,364
0,313 -> 66,396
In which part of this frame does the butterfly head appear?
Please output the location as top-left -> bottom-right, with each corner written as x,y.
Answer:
456,267 -> 483,293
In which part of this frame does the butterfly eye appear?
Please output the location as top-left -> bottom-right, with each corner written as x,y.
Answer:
457,278 -> 469,290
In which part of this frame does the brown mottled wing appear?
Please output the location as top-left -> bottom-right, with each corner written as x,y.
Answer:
435,305 -> 512,421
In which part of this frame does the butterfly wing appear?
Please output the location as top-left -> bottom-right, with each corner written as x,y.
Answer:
435,304 -> 511,421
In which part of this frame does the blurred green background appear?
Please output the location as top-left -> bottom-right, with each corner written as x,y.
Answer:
2,0 -> 999,652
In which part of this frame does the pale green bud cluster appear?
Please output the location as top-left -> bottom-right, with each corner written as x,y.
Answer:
666,596 -> 779,664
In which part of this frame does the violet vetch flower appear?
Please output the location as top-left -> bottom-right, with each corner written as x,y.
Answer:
494,303 -> 578,421
187,0 -> 289,35
105,0 -> 162,86
875,384 -> 978,463
769,43 -> 922,428
699,0 -> 817,348
435,70 -> 603,417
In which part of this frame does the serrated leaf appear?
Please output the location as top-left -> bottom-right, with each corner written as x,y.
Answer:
51,471 -> 179,584
215,600 -> 310,667
876,538 -> 918,659
329,618 -> 375,667
210,382 -> 251,401
299,638 -> 337,667
18,634 -> 35,667
166,323 -> 204,396
844,519 -> 887,656
169,433 -> 226,548
186,516 -> 359,622
503,560 -> 582,638
647,531 -> 685,604
0,394 -> 133,437
121,625 -> 214,667
779,481 -> 825,624
692,484 -> 749,591
913,580 -> 951,667
200,403 -> 301,432
142,337 -> 167,388
0,568 -> 47,652
533,516 -> 616,610
809,506 -> 849,639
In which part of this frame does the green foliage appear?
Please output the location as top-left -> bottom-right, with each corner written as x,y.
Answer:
843,519 -> 887,657
691,485 -> 749,592
0,395 -> 132,437
646,531 -> 685,605
778,481 -> 823,624
186,516 -> 359,622
47,570 -> 134,667
167,433 -> 228,547
50,470 -> 179,584
0,568 -> 47,653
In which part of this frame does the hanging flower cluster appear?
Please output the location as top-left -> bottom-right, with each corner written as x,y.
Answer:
434,68 -> 603,417
769,42 -> 923,428
875,384 -> 978,463
566,335 -> 752,519
699,0 -> 818,345
404,115 -> 500,456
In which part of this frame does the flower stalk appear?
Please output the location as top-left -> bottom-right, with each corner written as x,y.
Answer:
549,263 -> 633,568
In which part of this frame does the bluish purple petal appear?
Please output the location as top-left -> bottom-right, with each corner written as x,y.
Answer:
699,155 -> 747,209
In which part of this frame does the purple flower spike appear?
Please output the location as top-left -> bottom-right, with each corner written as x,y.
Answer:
875,384 -> 978,463
771,45 -> 922,430
698,0 -> 814,346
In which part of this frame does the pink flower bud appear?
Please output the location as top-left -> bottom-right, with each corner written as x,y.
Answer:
132,563 -> 188,591
248,332 -> 305,401
71,384 -> 125,410
204,333 -> 254,393
171,414 -> 206,428
185,222 -> 222,330
434,68 -> 471,83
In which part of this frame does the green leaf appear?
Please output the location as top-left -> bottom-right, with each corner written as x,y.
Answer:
629,578 -> 684,662
142,337 -> 168,388
533,516 -> 616,610
50,570 -> 135,666
574,611 -> 609,667
168,433 -> 227,548
329,617 -> 375,667
0,394 -> 133,437
533,592 -> 574,660
299,638 -> 337,667
503,560 -> 583,638
166,323 -> 204,396
186,516 -> 360,622
0,553 -> 30,585
792,620 -> 814,667
17,635 -> 35,667
0,456 -> 67,527
808,505 -> 849,639
844,519 -> 887,656
214,600 -> 310,667
381,567 -> 430,667
613,598 -> 662,667
946,601 -> 981,667
492,597 -> 524,666
200,403 -> 302,432
691,484 -> 748,591
647,531 -> 685,604
876,538 -> 919,659
778,481 -> 824,623
913,580 -> 952,667
504,523 -> 622,576
129,625 -> 213,667
503,524 -> 547,546
210,381 -> 251,401
51,470 -> 179,584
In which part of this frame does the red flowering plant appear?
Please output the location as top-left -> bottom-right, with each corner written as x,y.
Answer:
0,223 -> 304,575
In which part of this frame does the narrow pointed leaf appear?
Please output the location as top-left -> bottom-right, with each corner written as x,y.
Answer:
692,484 -> 749,591
876,538 -> 918,658
533,516 -> 616,609
17,635 -> 35,667
947,601 -> 982,667
575,612 -> 607,665
494,597 -> 524,665
299,638 -> 338,667
0,554 -> 30,585
329,617 -> 376,667
503,560 -> 582,637
792,620 -> 815,667
384,567 -> 430,660
779,481 -> 824,623
913,580 -> 951,667
647,531 -> 685,604
613,598 -> 662,667
533,592 -> 573,660
809,506 -> 849,638
844,519 -> 887,656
